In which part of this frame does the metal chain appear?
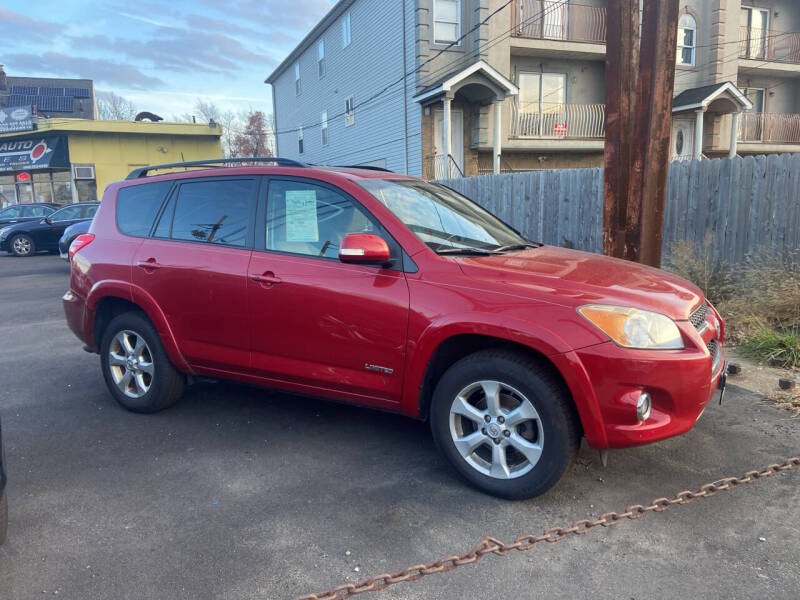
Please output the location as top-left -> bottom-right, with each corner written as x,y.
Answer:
297,456 -> 800,600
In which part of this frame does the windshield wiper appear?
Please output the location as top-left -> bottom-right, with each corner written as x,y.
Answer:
492,242 -> 539,253
436,247 -> 499,256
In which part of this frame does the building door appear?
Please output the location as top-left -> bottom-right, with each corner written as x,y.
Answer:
671,117 -> 695,161
740,7 -> 769,59
434,109 -> 464,178
741,87 -> 765,141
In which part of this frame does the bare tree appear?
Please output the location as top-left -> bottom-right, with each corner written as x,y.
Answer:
96,91 -> 138,120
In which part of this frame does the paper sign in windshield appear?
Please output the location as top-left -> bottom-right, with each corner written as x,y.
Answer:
285,190 -> 319,242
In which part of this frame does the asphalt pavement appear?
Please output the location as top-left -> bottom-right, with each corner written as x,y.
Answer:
0,254 -> 798,599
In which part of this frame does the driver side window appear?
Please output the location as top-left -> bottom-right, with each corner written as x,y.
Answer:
266,180 -> 379,259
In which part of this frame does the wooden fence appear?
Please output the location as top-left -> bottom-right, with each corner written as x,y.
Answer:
438,153 -> 800,265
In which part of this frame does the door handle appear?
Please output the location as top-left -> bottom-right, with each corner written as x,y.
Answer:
136,258 -> 163,270
250,271 -> 282,285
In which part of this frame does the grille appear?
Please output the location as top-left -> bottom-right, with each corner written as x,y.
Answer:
689,303 -> 708,331
707,339 -> 721,373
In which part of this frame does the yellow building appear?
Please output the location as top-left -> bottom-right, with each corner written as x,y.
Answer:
0,119 -> 222,207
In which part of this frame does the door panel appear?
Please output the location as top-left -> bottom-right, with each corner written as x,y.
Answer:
434,109 -> 464,177
133,239 -> 253,369
132,178 -> 257,370
248,178 -> 410,404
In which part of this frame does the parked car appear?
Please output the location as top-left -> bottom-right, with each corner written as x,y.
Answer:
62,159 -> 726,499
0,202 -> 58,227
0,202 -> 99,257
59,220 -> 92,261
0,417 -> 7,545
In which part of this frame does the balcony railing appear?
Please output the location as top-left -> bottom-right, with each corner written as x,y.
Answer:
738,113 -> 800,144
512,1 -> 606,44
510,102 -> 606,139
738,27 -> 800,64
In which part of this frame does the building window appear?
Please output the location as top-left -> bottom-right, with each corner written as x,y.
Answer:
433,0 -> 460,44
317,40 -> 326,78
345,96 -> 355,127
295,62 -> 301,95
342,12 -> 351,48
677,13 -> 697,66
298,126 -> 304,154
321,112 -> 329,145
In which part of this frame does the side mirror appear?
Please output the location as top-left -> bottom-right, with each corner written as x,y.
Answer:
44,217 -> 53,224
338,233 -> 391,265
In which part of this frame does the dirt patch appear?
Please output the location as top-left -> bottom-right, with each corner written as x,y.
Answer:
726,348 -> 800,416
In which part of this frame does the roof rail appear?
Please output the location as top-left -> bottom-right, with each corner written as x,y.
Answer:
334,165 -> 394,173
125,157 -> 308,179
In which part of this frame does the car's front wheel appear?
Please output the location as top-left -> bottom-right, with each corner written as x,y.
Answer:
100,312 -> 185,413
430,350 -> 581,499
10,234 -> 35,257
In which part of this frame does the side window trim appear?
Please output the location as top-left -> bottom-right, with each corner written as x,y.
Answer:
258,175 -> 404,271
148,176 -> 259,250
149,183 -> 179,238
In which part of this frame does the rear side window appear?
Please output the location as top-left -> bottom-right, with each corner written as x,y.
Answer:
117,182 -> 172,237
157,179 -> 254,247
23,205 -> 50,217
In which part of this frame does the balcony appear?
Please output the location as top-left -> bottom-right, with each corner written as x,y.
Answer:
738,27 -> 800,66
738,113 -> 800,144
511,1 -> 606,43
510,102 -> 606,139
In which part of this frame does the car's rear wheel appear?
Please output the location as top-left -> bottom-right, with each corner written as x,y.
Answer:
10,234 -> 34,257
430,350 -> 580,499
100,312 -> 185,413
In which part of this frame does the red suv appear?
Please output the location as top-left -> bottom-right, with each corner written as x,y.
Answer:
63,158 -> 726,499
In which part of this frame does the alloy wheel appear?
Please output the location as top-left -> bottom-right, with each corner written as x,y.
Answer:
12,236 -> 31,256
448,380 -> 544,479
108,330 -> 154,398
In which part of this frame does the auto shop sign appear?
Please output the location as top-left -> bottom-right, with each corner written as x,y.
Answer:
0,136 -> 69,171
0,106 -> 35,133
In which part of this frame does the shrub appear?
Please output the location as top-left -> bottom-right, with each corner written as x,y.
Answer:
664,237 -> 735,306
739,324 -> 800,369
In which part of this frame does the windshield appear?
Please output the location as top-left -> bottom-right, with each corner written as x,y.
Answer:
358,179 -> 530,253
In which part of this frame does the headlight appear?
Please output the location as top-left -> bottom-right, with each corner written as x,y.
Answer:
0,227 -> 12,239
578,305 -> 684,350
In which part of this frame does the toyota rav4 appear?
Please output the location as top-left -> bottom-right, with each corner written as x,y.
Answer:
63,158 -> 726,499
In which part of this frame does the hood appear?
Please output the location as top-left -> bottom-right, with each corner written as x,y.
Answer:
454,245 -> 703,320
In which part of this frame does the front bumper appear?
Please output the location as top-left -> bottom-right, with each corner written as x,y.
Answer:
561,307 -> 725,450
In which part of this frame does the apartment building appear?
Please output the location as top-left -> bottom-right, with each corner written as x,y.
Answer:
267,0 -> 800,178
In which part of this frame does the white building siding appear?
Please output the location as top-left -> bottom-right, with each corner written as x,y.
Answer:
271,0 -> 412,173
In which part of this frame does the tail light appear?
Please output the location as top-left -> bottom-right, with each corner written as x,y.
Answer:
69,233 -> 95,261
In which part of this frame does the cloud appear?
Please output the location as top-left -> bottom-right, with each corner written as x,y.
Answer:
0,8 -> 59,42
72,27 -> 274,75
4,52 -> 164,88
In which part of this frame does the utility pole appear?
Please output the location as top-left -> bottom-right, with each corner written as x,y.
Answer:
602,0 -> 640,261
603,0 -> 680,267
629,0 -> 680,267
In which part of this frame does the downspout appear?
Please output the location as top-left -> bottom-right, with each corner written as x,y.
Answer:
401,0 -> 409,174
270,83 -> 280,157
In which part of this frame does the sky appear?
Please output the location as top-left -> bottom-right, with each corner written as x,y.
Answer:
1,0 -> 336,119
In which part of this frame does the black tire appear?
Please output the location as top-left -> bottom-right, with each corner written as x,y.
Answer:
9,234 -> 35,257
100,312 -> 185,413
430,350 -> 581,499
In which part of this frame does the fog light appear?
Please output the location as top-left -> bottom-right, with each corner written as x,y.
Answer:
636,392 -> 652,422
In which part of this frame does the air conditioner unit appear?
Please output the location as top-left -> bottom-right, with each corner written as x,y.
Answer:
72,164 -> 95,180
